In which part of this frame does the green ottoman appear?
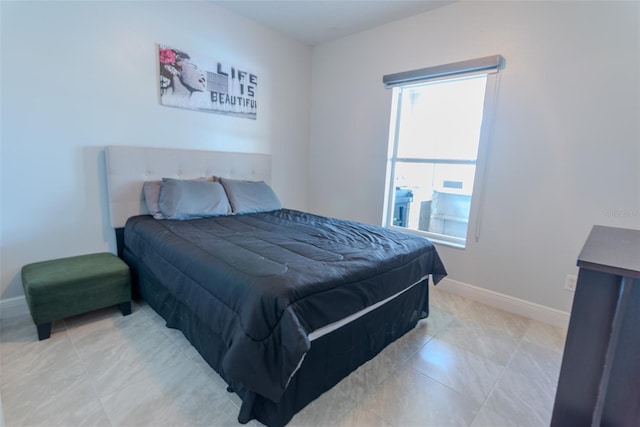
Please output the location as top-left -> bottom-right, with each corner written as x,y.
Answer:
21,252 -> 132,340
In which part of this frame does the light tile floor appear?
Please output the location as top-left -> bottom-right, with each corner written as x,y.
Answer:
0,285 -> 567,427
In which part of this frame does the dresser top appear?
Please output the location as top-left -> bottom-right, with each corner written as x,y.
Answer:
578,225 -> 640,278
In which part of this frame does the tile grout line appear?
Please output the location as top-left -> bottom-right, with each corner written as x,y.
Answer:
144,302 -> 248,414
469,331 -> 527,426
429,295 -> 534,426
63,318 -> 116,427
145,305 -> 251,420
410,366 -> 486,426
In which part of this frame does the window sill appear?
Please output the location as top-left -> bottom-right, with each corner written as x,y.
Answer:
387,225 -> 467,249
428,236 -> 466,250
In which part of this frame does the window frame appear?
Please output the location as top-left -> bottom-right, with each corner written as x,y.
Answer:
382,63 -> 502,248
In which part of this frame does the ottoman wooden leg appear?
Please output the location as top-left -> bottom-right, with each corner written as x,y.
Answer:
119,301 -> 132,316
37,323 -> 52,341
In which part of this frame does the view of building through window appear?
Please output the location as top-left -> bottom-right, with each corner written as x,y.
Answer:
386,74 -> 488,247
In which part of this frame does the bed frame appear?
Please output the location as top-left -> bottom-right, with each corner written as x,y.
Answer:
105,145 -> 271,229
104,145 -> 431,426
105,145 -> 271,256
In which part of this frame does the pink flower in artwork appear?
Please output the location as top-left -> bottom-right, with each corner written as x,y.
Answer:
159,48 -> 176,64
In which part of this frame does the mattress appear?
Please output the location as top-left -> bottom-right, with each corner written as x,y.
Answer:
124,209 -> 447,404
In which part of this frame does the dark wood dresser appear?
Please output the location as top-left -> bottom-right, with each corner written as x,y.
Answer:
551,225 -> 640,427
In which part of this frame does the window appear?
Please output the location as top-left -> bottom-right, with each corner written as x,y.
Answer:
383,56 -> 503,248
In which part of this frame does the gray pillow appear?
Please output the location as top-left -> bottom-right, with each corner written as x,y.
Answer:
143,181 -> 165,219
220,178 -> 282,214
144,177 -> 213,219
158,179 -> 232,220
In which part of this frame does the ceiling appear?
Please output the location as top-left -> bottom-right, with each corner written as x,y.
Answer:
211,1 -> 454,46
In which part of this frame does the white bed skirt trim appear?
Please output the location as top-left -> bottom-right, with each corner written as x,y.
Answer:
288,275 -> 429,386
308,275 -> 429,342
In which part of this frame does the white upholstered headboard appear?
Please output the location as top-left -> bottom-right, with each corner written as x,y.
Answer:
105,146 -> 272,228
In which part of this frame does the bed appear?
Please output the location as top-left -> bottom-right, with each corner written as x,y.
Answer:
105,145 -> 447,426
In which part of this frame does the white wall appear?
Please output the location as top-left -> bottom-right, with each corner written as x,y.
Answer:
0,1 -> 312,299
309,1 -> 640,312
3,0 -> 638,315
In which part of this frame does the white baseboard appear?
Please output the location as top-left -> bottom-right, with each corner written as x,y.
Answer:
0,296 -> 29,319
436,278 -> 570,329
2,280 -> 570,328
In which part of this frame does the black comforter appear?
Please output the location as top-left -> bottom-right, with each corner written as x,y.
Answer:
124,209 -> 446,403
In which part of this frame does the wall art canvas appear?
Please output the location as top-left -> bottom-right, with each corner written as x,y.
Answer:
158,44 -> 257,119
